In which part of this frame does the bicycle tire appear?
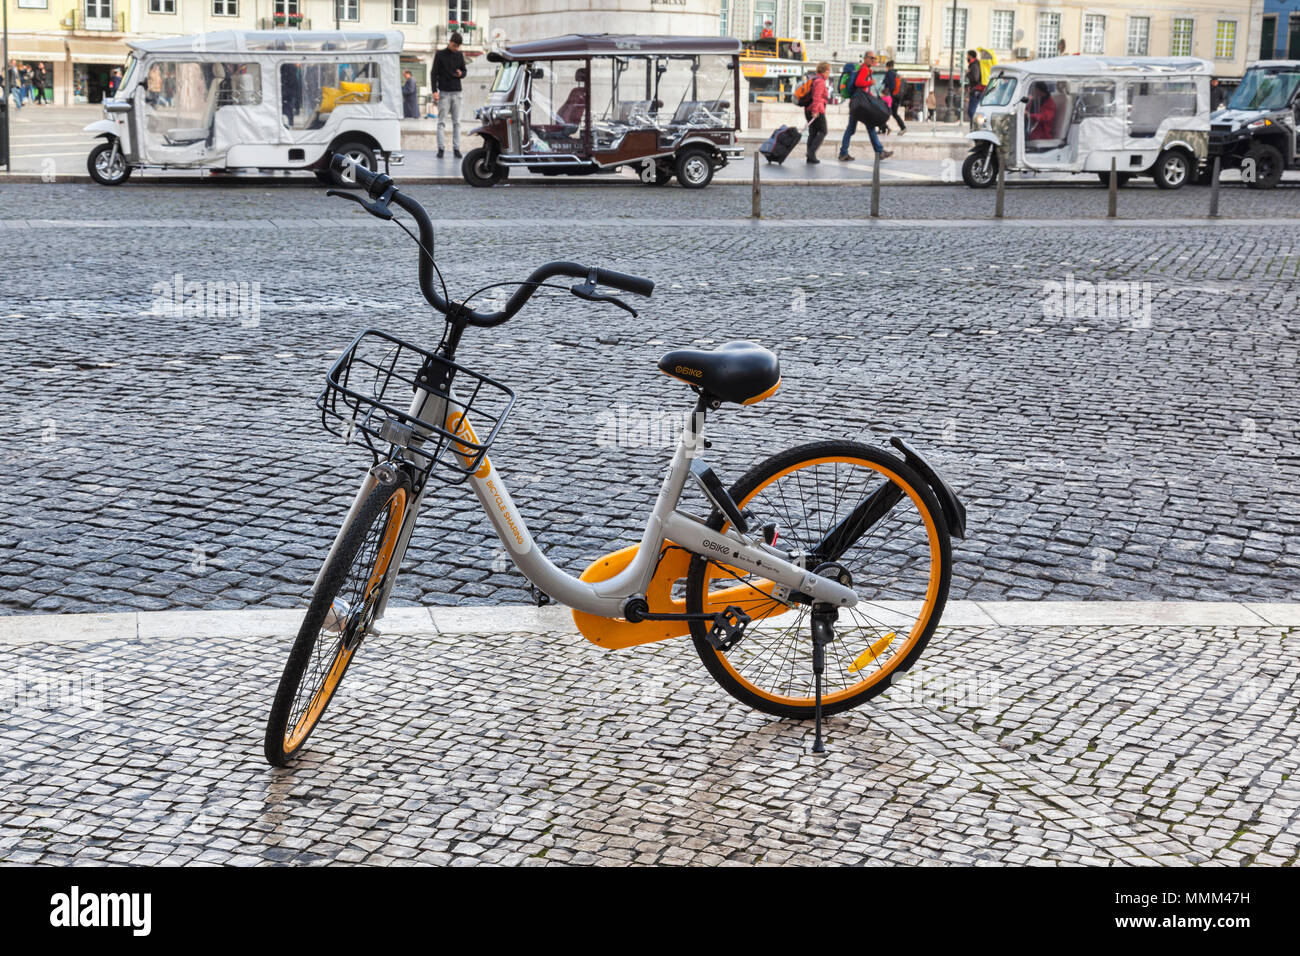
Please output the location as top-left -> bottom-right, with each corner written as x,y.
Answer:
264,471 -> 410,767
685,440 -> 951,719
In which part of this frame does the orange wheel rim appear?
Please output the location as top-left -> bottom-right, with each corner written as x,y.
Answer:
283,486 -> 406,753
702,456 -> 942,707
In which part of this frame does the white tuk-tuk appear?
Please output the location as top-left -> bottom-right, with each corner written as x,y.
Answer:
85,30 -> 404,186
962,56 -> 1212,190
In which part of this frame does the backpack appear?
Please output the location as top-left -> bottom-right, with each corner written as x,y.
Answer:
892,73 -> 903,97
836,65 -> 855,100
794,75 -> 814,108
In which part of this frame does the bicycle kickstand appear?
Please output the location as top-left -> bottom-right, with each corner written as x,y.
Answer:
810,603 -> 838,755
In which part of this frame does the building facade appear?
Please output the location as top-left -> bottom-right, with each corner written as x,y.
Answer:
721,1 -> 1263,77
489,0 -> 719,46
2,0 -> 490,104
1260,0 -> 1300,57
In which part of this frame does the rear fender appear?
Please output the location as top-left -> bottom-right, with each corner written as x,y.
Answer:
889,437 -> 967,539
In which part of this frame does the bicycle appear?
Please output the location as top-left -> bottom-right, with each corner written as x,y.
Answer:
264,155 -> 967,767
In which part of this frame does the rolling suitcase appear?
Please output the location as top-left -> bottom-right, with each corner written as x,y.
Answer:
759,125 -> 802,164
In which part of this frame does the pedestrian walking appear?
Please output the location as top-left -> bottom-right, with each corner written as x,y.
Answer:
19,65 -> 33,106
432,32 -> 467,158
804,61 -> 831,164
107,68 -> 122,99
965,50 -> 984,126
401,70 -> 419,119
882,60 -> 906,134
838,52 -> 892,162
32,64 -> 48,104
6,61 -> 23,109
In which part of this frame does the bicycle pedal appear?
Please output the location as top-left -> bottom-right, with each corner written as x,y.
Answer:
706,606 -> 751,651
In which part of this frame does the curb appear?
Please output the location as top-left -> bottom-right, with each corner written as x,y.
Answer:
0,600 -> 1294,646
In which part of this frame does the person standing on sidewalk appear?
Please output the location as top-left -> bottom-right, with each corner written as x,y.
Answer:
965,50 -> 984,126
401,70 -> 419,119
432,33 -> 467,159
838,52 -> 892,162
883,60 -> 906,134
32,64 -> 47,105
804,61 -> 831,164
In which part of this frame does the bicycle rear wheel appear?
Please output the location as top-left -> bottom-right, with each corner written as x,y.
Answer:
264,471 -> 410,767
685,440 -> 951,719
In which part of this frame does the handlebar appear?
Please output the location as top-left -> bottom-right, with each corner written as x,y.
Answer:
328,154 -> 654,327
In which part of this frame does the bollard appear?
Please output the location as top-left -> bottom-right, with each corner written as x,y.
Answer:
1107,157 -> 1118,219
994,150 -> 1005,219
870,151 -> 881,218
1208,155 -> 1221,219
751,151 -> 761,219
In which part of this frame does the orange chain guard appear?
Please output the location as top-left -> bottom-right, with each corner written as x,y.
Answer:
572,542 -> 785,650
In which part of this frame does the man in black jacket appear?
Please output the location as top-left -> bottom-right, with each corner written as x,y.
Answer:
432,33 -> 467,158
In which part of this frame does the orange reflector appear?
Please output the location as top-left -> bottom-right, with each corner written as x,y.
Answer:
847,632 -> 896,674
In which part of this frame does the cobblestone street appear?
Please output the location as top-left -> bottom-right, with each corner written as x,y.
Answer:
1,607 -> 1295,865
1,184 -> 1298,612
2,179 -> 1298,869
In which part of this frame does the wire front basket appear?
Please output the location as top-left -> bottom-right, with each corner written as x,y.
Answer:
317,329 -> 516,487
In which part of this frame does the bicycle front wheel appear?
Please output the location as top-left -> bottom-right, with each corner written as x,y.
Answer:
685,440 -> 951,719
264,472 -> 410,767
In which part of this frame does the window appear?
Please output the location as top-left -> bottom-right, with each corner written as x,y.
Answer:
849,4 -> 872,45
1171,18 -> 1193,57
448,0 -> 471,24
802,2 -> 825,43
149,0 -> 175,10
1215,20 -> 1237,60
1126,17 -> 1149,56
720,1 -> 728,37
897,6 -> 920,60
393,0 -> 415,23
942,7 -> 968,50
280,60 -> 382,130
85,0 -> 112,22
1037,12 -> 1061,59
212,0 -> 236,15
991,11 -> 1014,51
274,0 -> 299,12
1082,15 -> 1105,55
753,0 -> 776,39
336,0 -> 359,21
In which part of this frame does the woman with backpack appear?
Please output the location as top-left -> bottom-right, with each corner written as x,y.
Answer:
882,60 -> 906,134
838,53 -> 892,162
799,61 -> 831,164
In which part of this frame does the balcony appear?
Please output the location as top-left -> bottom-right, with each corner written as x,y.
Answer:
71,9 -> 126,32
259,16 -> 312,30
434,25 -> 485,47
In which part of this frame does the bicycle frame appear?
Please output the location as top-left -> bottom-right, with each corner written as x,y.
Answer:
314,383 -> 860,624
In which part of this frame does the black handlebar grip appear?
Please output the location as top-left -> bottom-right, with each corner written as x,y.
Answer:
330,152 -> 390,197
593,267 -> 655,298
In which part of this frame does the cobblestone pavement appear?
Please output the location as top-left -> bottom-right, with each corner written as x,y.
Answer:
1,615 -> 1295,865
1,185 -> 1298,614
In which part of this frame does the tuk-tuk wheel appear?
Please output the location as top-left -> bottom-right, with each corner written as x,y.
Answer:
675,147 -> 714,189
1152,149 -> 1191,190
87,140 -> 132,186
463,146 -> 506,187
960,144 -> 997,189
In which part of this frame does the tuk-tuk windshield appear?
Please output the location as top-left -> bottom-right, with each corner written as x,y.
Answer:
1227,68 -> 1300,112
980,73 -> 1017,108
117,53 -> 138,98
492,62 -> 520,93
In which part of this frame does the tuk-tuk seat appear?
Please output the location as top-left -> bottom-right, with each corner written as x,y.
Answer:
164,72 -> 225,145
669,99 -> 730,127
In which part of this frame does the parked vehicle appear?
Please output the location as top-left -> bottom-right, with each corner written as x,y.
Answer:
963,56 -> 1211,190
1209,60 -> 1300,189
84,30 -> 404,186
463,34 -> 743,189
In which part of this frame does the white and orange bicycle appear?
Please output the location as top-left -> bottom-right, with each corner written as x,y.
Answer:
264,157 -> 967,767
